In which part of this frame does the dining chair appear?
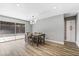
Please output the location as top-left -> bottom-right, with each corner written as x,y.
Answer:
32,35 -> 39,46
27,32 -> 34,45
39,34 -> 45,44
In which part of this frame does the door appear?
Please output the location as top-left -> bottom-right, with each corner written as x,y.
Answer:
66,19 -> 76,42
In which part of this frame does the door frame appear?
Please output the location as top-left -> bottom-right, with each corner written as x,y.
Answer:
64,16 -> 77,42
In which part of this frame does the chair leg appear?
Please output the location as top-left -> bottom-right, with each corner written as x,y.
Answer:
32,41 -> 33,45
37,39 -> 39,46
43,39 -> 45,44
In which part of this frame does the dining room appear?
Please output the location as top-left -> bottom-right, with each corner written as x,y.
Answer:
0,3 -> 79,56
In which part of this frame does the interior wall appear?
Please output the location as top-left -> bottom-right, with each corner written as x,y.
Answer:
76,13 -> 79,47
32,15 -> 64,44
0,15 -> 26,24
25,22 -> 32,32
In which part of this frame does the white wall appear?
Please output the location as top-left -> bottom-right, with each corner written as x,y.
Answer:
76,13 -> 79,47
33,15 -> 64,44
25,22 -> 32,32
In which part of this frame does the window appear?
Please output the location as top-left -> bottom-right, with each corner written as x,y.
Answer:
16,23 -> 25,34
0,21 -> 25,37
0,21 -> 15,36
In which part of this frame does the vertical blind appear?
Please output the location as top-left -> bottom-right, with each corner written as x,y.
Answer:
16,23 -> 25,34
0,21 -> 25,37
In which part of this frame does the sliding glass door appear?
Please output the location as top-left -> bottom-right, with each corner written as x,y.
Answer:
0,21 -> 25,42
16,23 -> 25,34
0,21 -> 15,37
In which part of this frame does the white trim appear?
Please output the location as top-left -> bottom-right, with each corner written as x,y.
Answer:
46,39 -> 64,45
64,40 -> 75,43
76,41 -> 79,48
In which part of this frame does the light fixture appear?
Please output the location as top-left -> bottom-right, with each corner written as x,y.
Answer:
30,20 -> 35,24
16,4 -> 20,7
30,16 -> 37,24
53,6 -> 57,9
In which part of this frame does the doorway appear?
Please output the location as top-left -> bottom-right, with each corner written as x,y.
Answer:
64,16 -> 78,48
64,16 -> 77,47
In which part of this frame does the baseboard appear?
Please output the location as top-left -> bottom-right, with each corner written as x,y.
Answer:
76,41 -> 79,48
46,39 -> 64,45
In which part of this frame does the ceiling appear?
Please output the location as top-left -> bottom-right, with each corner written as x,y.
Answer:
0,3 -> 79,21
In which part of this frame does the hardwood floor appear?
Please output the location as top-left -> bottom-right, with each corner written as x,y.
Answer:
64,41 -> 78,48
0,39 -> 79,56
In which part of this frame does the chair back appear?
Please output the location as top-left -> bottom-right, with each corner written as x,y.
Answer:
39,34 -> 45,39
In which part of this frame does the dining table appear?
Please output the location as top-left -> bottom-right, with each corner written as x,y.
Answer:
32,33 -> 45,46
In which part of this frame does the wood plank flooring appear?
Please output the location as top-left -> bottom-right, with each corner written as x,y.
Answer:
0,39 -> 79,56
64,41 -> 78,48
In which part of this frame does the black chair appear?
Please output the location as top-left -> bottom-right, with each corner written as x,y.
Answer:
38,34 -> 45,44
26,32 -> 45,46
32,35 -> 39,46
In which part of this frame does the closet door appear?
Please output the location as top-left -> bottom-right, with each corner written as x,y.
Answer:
66,19 -> 76,42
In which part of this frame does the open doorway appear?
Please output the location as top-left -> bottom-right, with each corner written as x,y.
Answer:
64,16 -> 77,48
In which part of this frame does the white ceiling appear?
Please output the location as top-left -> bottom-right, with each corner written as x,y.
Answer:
0,3 -> 79,21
